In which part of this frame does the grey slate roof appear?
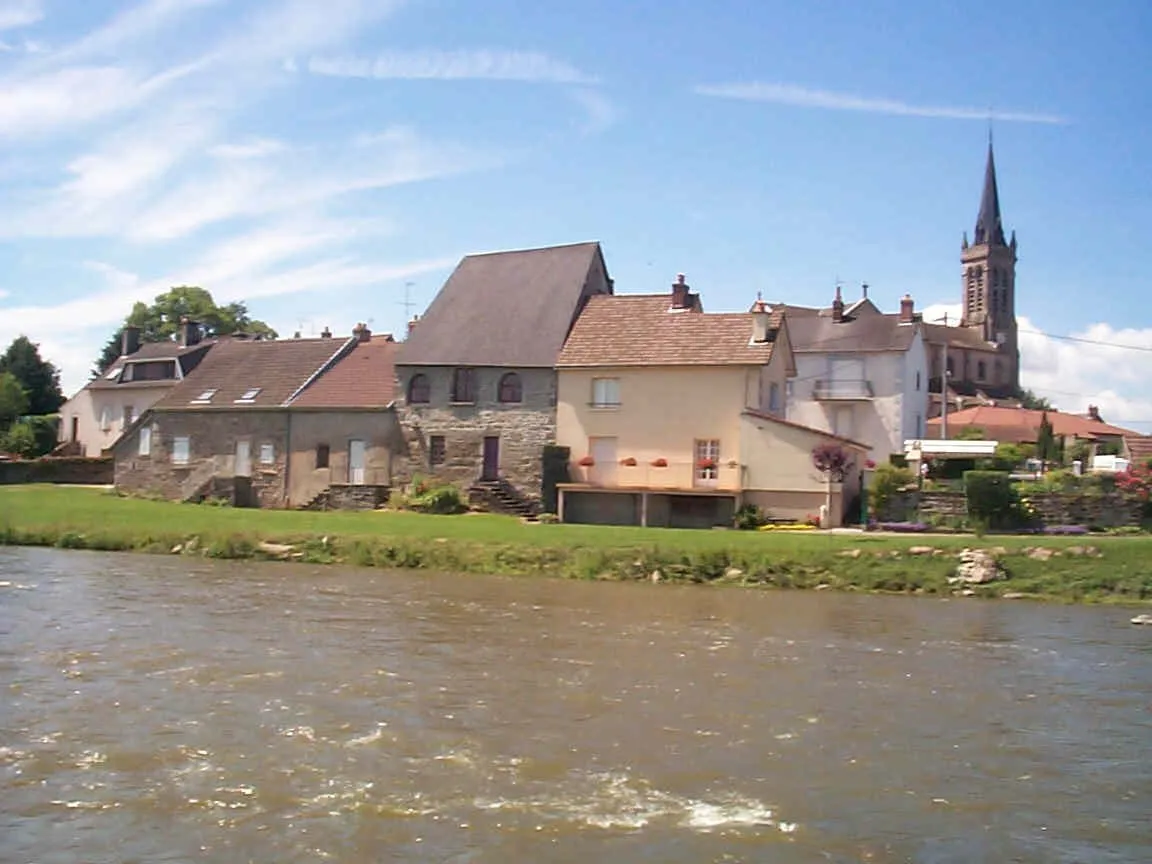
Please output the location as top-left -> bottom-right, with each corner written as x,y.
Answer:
973,141 -> 1007,246
88,340 -> 215,389
775,303 -> 918,353
397,241 -> 612,368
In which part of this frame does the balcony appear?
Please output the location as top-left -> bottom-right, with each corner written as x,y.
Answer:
569,459 -> 743,493
812,379 -> 874,401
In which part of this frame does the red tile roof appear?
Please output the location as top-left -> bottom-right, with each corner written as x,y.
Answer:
292,336 -> 398,408
925,405 -> 1140,443
558,295 -> 784,367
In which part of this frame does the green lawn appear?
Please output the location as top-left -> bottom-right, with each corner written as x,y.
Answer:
2,485 -> 1151,603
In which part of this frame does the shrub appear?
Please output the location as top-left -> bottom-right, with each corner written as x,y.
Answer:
734,503 -> 766,530
964,470 -> 1024,529
395,483 -> 467,515
869,463 -> 916,520
2,422 -> 38,459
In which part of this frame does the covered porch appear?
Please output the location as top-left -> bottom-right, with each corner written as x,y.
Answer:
556,483 -> 739,529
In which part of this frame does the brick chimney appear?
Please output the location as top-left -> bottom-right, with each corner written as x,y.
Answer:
1087,404 -> 1102,422
407,315 -> 420,339
831,285 -> 844,323
178,316 -> 201,347
671,273 -> 691,310
120,325 -> 141,357
899,294 -> 915,323
749,294 -> 772,344
352,322 -> 371,343
320,326 -> 332,339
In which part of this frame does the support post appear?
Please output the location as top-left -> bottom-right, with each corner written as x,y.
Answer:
640,492 -> 649,528
558,488 -> 566,523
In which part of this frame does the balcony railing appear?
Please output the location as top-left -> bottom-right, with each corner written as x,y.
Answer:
569,459 -> 743,492
812,378 -> 874,400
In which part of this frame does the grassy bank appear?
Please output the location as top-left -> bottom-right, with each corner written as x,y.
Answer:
2,485 -> 1151,604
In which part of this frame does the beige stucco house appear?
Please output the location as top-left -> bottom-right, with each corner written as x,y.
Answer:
555,277 -> 869,528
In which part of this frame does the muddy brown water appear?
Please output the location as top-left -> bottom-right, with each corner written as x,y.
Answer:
1,547 -> 1150,862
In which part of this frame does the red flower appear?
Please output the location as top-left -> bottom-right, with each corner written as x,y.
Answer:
620,456 -> 637,467
650,458 -> 668,468
865,459 -> 877,469
577,455 -> 595,467
697,458 -> 717,470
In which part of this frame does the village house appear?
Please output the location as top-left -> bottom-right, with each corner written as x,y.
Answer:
924,405 -> 1140,459
57,318 -> 215,456
113,324 -> 405,508
394,241 -> 614,514
775,286 -> 929,462
554,275 -> 869,529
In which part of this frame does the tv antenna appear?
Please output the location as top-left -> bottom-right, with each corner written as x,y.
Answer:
399,282 -> 417,320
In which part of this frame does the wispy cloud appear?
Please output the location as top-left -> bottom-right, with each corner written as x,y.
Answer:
0,0 -> 43,32
569,87 -> 618,136
307,48 -> 598,84
694,82 -> 1068,125
209,138 -> 289,160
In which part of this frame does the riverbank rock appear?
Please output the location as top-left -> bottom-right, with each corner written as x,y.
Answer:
950,548 -> 1005,585
1027,547 -> 1056,561
837,549 -> 862,559
907,546 -> 935,556
257,541 -> 296,560
1132,614 -> 1152,626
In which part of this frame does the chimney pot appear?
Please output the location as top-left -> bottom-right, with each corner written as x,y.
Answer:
320,326 -> 332,339
671,273 -> 691,309
861,282 -> 869,299
407,315 -> 420,338
178,316 -> 202,347
831,285 -> 845,323
899,293 -> 915,323
750,295 -> 772,343
353,322 -> 371,343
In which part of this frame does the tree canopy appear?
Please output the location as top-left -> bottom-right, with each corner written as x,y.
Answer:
93,286 -> 277,375
0,336 -> 64,415
0,371 -> 28,429
1017,388 -> 1053,411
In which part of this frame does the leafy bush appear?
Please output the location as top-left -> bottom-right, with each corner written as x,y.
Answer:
734,503 -> 766,530
869,463 -> 916,520
1,421 -> 38,458
964,470 -> 1025,529
393,481 -> 467,515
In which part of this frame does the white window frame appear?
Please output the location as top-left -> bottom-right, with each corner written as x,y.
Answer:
138,426 -> 152,457
591,377 -> 620,409
172,436 -> 190,466
190,389 -> 217,405
259,442 -> 274,465
235,387 -> 262,404
99,407 -> 111,432
694,438 -> 720,484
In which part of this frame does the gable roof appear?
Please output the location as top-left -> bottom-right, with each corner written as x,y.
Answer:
925,405 -> 1139,443
87,340 -> 216,390
151,337 -> 354,410
557,294 -> 783,367
776,303 -> 918,353
397,241 -> 611,367
291,335 -> 398,409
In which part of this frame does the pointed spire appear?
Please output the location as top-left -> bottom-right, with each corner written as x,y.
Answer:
973,139 -> 1006,246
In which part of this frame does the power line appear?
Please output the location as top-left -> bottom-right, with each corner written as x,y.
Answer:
1017,328 -> 1152,354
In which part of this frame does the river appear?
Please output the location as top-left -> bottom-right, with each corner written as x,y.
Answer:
1,547 -> 1150,862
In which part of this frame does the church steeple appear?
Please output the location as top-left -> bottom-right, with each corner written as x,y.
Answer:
973,139 -> 1006,247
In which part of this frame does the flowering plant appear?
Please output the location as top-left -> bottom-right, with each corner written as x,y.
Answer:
650,457 -> 668,468
620,456 -> 637,467
577,455 -> 595,467
697,458 -> 717,470
865,459 -> 876,469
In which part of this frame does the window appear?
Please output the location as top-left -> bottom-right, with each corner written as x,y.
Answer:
125,360 -> 177,382
768,382 -> 781,414
236,387 -> 262,404
172,436 -> 190,465
260,443 -> 274,465
315,444 -> 330,469
190,389 -> 217,405
591,377 -> 620,408
138,426 -> 152,457
407,374 -> 430,404
946,357 -> 955,378
451,368 -> 475,403
498,372 -> 523,403
915,371 -> 921,391
99,407 -> 111,431
695,439 -> 720,483
429,435 -> 446,467
104,367 -> 122,381
976,361 -> 986,381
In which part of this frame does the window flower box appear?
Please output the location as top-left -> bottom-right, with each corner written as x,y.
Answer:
650,458 -> 668,468
620,457 -> 637,467
726,459 -> 738,469
697,458 -> 717,470
577,456 -> 595,467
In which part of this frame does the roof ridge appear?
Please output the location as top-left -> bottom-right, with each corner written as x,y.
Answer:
464,240 -> 600,259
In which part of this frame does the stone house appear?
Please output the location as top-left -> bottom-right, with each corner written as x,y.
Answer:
113,325 -> 405,508
394,241 -> 614,511
776,287 -> 929,463
555,277 -> 869,528
57,318 -> 215,456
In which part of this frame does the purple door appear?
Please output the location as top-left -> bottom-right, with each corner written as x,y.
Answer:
481,436 -> 500,481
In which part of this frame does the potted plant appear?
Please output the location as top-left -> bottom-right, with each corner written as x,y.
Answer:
620,456 -> 637,467
726,459 -> 739,469
650,457 -> 668,468
697,457 -> 717,471
577,455 -> 595,467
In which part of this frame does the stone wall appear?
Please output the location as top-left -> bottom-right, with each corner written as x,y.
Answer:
0,457 -> 114,485
883,489 -> 1143,528
326,484 -> 390,510
394,366 -> 556,504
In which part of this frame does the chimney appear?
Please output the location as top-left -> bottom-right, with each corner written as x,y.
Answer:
831,284 -> 844,323
1087,404 -> 1102,422
320,326 -> 332,339
899,294 -> 915,323
407,315 -> 420,339
120,325 -> 141,357
352,322 -> 371,343
178,316 -> 201,347
749,294 -> 772,343
861,282 -> 869,300
671,273 -> 691,310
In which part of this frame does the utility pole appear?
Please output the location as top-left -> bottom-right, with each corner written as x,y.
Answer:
934,313 -> 951,440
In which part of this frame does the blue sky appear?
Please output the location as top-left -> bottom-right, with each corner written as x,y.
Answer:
1,0 -> 1150,429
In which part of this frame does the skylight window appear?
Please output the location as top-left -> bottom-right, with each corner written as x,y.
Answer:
104,367 -> 122,380
189,389 -> 218,405
235,387 -> 262,403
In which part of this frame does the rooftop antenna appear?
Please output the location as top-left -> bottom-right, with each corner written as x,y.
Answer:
399,281 -> 417,320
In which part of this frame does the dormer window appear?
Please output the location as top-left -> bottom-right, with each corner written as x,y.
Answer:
104,367 -> 122,381
235,387 -> 261,404
190,389 -> 218,405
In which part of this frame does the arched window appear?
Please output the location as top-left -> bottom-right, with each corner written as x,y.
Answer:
977,360 -> 987,380
498,372 -> 523,403
407,373 -> 430,404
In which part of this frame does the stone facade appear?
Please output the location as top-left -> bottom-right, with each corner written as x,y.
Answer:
394,366 -> 556,504
884,489 -> 1143,529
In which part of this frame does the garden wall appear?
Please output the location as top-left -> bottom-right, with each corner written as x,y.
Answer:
884,488 -> 1142,529
0,457 -> 114,486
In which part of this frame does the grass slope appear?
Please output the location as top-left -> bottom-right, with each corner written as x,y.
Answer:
2,485 -> 1150,604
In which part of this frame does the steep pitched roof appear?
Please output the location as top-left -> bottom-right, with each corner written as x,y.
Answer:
973,141 -> 1007,247
397,241 -> 611,367
776,303 -> 918,353
921,322 -> 1000,352
557,294 -> 783,367
925,406 -> 1139,444
291,335 -> 398,409
87,340 -> 216,390
151,337 -> 354,410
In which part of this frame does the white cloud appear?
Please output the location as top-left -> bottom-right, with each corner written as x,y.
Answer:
694,82 -> 1068,125
308,48 -> 597,84
0,0 -> 43,31
569,87 -> 618,136
209,138 -> 289,159
921,302 -> 1152,433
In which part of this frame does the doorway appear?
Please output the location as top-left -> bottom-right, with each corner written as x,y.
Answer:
481,436 -> 500,481
349,439 -> 366,485
589,436 -> 618,486
234,440 -> 251,477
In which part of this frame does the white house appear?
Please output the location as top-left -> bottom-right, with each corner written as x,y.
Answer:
775,289 -> 929,462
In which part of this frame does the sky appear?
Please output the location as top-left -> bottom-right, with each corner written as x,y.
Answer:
1,0 -> 1150,430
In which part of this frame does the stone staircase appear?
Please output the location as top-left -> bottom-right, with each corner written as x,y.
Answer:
180,459 -> 221,503
468,478 -> 540,520
299,488 -> 332,511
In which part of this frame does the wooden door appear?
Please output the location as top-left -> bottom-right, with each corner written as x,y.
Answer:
234,440 -> 251,477
481,436 -> 500,481
349,440 -> 366,485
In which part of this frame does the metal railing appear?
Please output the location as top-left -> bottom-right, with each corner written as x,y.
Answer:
570,459 -> 742,492
813,379 -> 874,400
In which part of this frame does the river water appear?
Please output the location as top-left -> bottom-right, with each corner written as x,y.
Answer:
1,548 -> 1150,863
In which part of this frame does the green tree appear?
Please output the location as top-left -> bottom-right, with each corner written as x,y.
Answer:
1035,411 -> 1059,464
93,286 -> 278,375
955,426 -> 986,441
2,421 -> 38,458
0,371 -> 29,430
0,336 -> 64,415
1017,388 -> 1053,410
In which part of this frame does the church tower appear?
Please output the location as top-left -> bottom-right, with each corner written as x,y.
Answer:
960,139 -> 1019,393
